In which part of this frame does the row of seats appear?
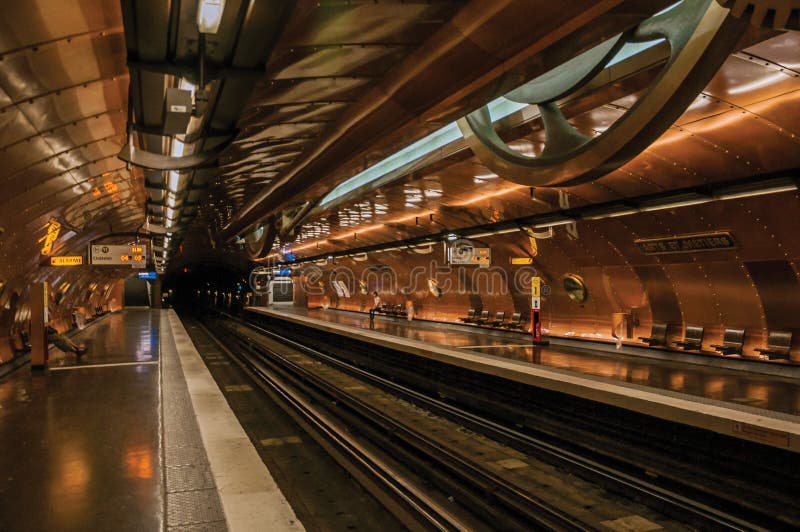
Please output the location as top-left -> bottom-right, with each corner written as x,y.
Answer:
458,309 -> 526,330
375,304 -> 408,318
639,323 -> 793,360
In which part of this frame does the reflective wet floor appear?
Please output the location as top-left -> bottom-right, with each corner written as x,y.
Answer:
0,310 -> 162,532
266,307 -> 800,417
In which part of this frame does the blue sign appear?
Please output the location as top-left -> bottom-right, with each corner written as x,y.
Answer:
138,271 -> 158,280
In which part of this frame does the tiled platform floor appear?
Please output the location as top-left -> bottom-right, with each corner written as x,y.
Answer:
0,309 -> 227,531
258,307 -> 800,417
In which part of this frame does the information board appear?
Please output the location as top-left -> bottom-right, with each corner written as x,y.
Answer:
449,245 -> 491,268
90,244 -> 147,268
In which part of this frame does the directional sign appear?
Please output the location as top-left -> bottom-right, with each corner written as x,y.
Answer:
138,271 -> 158,280
90,244 -> 147,268
51,256 -> 83,266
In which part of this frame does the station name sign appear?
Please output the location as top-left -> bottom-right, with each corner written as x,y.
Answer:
634,232 -> 736,255
50,256 -> 83,266
90,244 -> 148,268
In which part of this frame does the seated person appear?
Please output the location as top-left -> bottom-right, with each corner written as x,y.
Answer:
46,324 -> 87,356
369,291 -> 381,320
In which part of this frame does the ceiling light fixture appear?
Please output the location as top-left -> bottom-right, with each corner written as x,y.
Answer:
197,0 -> 226,34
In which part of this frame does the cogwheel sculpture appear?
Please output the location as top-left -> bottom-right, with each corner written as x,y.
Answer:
457,0 -> 748,188
716,0 -> 800,29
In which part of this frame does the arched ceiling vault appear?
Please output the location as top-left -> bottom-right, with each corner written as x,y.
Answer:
1,0 -> 798,311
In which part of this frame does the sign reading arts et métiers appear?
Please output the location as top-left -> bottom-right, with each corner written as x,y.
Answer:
635,232 -> 736,255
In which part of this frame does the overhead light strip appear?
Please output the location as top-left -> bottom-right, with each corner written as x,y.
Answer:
280,172 -> 798,266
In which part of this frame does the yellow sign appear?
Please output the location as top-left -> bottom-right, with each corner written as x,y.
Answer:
511,257 -> 533,265
529,237 -> 538,258
50,256 -> 83,266
531,276 -> 541,297
38,219 -> 62,255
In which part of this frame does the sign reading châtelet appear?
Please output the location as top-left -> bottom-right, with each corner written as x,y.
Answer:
90,244 -> 148,268
50,256 -> 83,266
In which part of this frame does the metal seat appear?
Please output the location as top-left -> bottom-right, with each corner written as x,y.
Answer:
504,312 -> 524,330
755,331 -> 792,360
711,328 -> 745,356
674,325 -> 704,351
486,311 -> 506,327
473,310 -> 490,326
639,322 -> 668,347
459,309 -> 476,323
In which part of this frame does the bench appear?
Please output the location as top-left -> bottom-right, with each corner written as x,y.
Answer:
755,331 -> 792,360
459,309 -> 477,323
11,331 -> 31,355
711,328 -> 745,356
472,310 -> 490,326
639,322 -> 668,347
503,312 -> 525,330
674,325 -> 704,351
376,304 -> 407,318
485,311 -> 506,328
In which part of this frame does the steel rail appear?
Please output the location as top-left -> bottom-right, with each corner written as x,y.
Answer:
229,312 -> 777,531
203,316 -> 594,531
193,318 -> 471,532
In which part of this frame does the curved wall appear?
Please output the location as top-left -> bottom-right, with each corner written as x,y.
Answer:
296,190 -> 800,362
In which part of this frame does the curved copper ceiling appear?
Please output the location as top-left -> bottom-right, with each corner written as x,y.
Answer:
0,1 -> 139,324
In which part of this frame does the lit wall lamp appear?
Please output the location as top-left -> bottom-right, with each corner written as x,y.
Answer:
197,0 -> 226,34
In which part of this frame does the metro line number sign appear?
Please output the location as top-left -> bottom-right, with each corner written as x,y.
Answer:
90,244 -> 148,268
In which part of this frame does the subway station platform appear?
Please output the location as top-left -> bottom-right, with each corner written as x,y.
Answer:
0,309 -> 300,532
247,306 -> 800,453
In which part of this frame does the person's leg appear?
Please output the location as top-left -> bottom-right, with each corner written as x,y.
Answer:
369,307 -> 375,320
51,334 -> 78,353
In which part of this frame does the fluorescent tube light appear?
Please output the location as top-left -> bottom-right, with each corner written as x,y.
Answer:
197,0 -> 226,34
639,196 -> 711,212
167,171 -> 181,192
715,179 -> 797,200
533,217 -> 575,228
582,205 -> 640,220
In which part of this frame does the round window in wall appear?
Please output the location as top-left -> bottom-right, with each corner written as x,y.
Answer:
427,278 -> 442,298
562,274 -> 587,303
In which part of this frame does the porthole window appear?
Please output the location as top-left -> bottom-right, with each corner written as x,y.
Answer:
563,274 -> 587,303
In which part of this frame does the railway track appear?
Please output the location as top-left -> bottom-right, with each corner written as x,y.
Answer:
193,311 -> 794,530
